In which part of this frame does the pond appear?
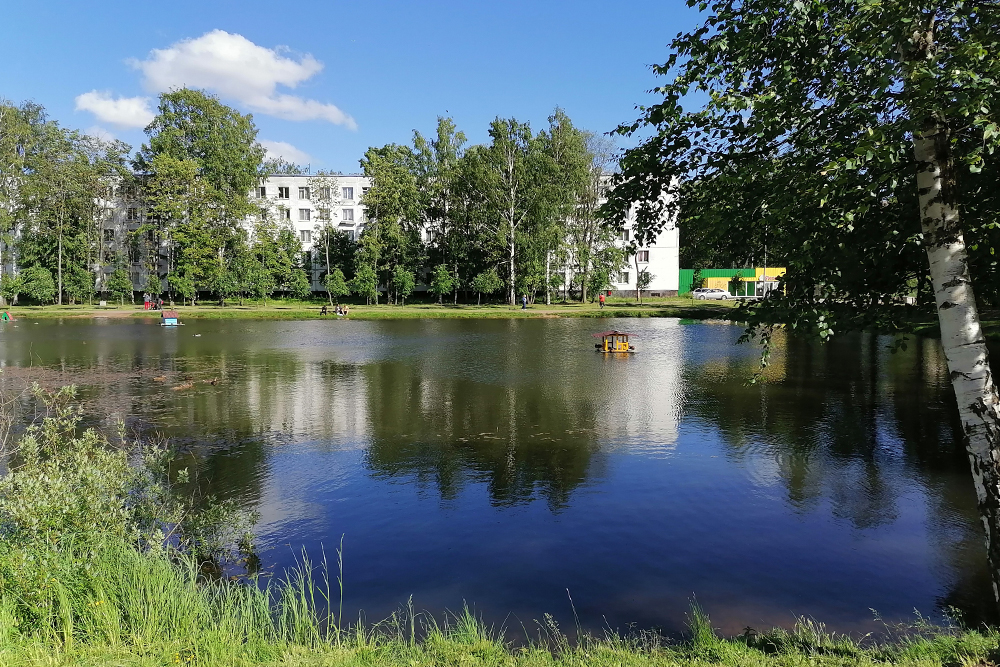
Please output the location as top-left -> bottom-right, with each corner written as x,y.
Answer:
0,316 -> 990,636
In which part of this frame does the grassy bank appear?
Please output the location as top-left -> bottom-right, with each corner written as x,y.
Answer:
1,297 -> 741,322
3,387 -> 998,667
1,395 -> 996,667
1,545 -> 995,667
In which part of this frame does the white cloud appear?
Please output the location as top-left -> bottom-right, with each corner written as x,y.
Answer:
85,126 -> 117,142
75,91 -> 154,128
131,30 -> 356,129
260,140 -> 312,166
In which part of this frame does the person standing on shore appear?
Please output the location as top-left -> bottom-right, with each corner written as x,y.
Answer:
143,293 -> 150,310
521,295 -> 527,310
599,293 -> 605,309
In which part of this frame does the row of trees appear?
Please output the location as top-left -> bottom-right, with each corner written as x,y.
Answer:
2,89 -> 635,308
333,111 -> 629,307
0,89 -> 316,307
0,101 -> 132,306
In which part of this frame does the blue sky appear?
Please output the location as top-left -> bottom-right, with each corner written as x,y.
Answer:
2,1 -> 702,173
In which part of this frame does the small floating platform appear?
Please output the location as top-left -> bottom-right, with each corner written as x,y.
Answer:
161,310 -> 182,326
594,330 -> 635,353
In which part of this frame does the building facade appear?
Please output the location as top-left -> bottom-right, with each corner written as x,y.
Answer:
92,170 -> 679,298
254,173 -> 371,250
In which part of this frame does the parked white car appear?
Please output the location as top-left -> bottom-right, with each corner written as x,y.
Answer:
692,287 -> 732,300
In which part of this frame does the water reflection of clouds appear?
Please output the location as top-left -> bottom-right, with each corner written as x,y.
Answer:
2,318 -> 994,631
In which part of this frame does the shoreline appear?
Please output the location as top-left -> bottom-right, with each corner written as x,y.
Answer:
0,297 -> 741,322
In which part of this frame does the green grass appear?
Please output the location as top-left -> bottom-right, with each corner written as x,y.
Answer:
3,297 -> 741,322
1,544 -> 996,667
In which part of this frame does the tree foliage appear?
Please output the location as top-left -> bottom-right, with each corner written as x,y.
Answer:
607,0 -> 1000,336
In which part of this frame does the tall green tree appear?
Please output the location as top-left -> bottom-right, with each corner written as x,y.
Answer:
467,118 -> 554,305
359,145 -> 422,305
413,117 -> 468,303
569,135 -> 622,302
538,109 -> 591,305
0,101 -> 38,306
607,0 -> 1000,602
15,124 -> 124,306
137,88 -> 266,304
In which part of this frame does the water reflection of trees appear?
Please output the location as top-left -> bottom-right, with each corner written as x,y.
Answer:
689,332 -> 994,624
362,361 -> 605,510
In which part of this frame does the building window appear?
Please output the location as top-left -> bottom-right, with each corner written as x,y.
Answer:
126,208 -> 140,221
280,208 -> 290,220
318,187 -> 331,200
342,208 -> 354,221
300,229 -> 312,243
342,187 -> 354,200
619,271 -> 630,284
622,228 -> 630,242
362,187 -> 370,197
299,187 -> 310,199
636,250 -> 649,262
347,230 -> 355,241
317,208 -> 330,220
103,229 -> 115,243
257,186 -> 266,197
278,186 -> 290,199
299,208 -> 311,221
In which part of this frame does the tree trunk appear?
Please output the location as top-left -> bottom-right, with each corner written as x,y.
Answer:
508,235 -> 516,306
634,253 -> 641,304
545,250 -> 551,306
914,120 -> 1000,605
57,229 -> 63,306
0,241 -> 6,308
325,232 -> 333,306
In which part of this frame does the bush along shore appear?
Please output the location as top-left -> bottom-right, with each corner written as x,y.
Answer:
1,385 -> 998,667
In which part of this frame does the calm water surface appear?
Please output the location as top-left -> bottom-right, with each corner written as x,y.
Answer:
0,317 -> 990,635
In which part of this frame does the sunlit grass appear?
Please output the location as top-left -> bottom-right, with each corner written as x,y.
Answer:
4,296 -> 739,322
1,544 -> 996,667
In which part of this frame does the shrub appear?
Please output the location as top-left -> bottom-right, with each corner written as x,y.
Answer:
18,265 -> 56,304
105,268 -> 133,306
392,266 -> 415,305
0,385 -> 256,635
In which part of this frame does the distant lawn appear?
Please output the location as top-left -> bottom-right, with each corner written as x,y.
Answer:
3,297 -> 742,322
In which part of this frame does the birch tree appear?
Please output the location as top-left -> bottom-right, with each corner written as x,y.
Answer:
359,145 -> 421,305
414,117 -> 467,303
607,0 -> 1000,602
308,171 -> 341,304
473,118 -> 551,305
568,135 -> 619,303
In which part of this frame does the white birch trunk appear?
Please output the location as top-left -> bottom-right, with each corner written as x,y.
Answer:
508,234 -> 515,306
914,124 -> 1000,604
545,250 -> 551,305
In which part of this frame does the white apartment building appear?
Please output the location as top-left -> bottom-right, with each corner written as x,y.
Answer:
609,218 -> 680,297
254,173 -> 371,250
91,171 -> 678,297
258,172 -> 679,297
